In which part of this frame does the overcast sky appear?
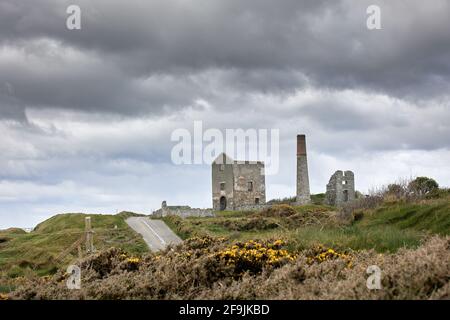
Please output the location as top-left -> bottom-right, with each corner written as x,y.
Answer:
1,0 -> 449,228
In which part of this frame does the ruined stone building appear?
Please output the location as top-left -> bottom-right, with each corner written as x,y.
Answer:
296,134 -> 311,204
325,170 -> 355,206
212,153 -> 266,210
152,201 -> 214,218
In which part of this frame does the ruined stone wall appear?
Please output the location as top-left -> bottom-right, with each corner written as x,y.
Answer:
212,154 -> 235,210
152,202 -> 214,218
231,161 -> 266,209
325,170 -> 355,206
212,153 -> 266,211
234,204 -> 271,211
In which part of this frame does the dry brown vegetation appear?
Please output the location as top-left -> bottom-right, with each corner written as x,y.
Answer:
4,180 -> 449,300
9,235 -> 450,300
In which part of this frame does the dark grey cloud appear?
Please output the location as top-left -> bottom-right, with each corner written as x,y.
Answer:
1,1 -> 450,229
1,0 -> 450,120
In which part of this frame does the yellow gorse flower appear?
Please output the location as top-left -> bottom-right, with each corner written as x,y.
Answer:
214,240 -> 296,274
126,257 -> 140,264
307,245 -> 353,268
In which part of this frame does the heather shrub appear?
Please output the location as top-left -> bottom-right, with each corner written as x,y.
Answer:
198,236 -> 449,300
258,204 -> 297,217
387,183 -> 406,198
9,236 -> 449,300
219,218 -> 278,231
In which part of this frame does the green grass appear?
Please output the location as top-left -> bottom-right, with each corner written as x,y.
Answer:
0,212 -> 149,282
159,196 -> 450,253
267,193 -> 326,205
2,193 -> 449,293
363,202 -> 450,234
310,193 -> 326,205
289,224 -> 422,252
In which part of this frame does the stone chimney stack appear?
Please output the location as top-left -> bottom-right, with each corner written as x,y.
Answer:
296,134 -> 311,204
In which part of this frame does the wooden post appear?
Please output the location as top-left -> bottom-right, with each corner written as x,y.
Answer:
85,217 -> 94,253
77,245 -> 83,260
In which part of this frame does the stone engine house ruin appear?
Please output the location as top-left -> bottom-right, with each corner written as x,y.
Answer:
212,153 -> 266,210
325,170 -> 355,206
210,135 -> 356,212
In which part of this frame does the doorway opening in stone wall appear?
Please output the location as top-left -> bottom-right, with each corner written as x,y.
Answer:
343,190 -> 349,202
219,196 -> 227,210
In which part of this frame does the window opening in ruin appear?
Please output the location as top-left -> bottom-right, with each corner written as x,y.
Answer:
248,181 -> 253,191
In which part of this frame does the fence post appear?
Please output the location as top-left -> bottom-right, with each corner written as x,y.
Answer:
85,217 -> 94,253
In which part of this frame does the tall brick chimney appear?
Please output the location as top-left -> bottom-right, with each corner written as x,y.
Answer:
296,134 -> 311,204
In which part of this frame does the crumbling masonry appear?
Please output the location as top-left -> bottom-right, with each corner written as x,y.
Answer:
325,170 -> 355,206
208,135 -> 355,212
212,153 -> 266,210
152,201 -> 214,218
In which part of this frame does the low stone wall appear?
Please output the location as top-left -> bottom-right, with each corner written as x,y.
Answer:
233,204 -> 271,211
151,201 -> 272,218
152,206 -> 215,218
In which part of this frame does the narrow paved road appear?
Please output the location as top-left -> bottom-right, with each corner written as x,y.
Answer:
126,217 -> 182,251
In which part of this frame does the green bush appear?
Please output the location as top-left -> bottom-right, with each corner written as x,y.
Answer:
408,177 -> 439,196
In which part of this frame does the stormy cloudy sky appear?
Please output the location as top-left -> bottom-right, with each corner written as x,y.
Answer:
1,0 -> 449,228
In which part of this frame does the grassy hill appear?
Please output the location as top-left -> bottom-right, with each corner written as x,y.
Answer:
0,212 -> 148,287
162,194 -> 450,253
1,189 -> 449,298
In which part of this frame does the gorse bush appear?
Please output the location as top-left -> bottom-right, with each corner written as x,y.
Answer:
215,240 -> 296,276
258,204 -> 297,217
219,218 -> 279,232
8,235 -> 450,300
305,244 -> 353,268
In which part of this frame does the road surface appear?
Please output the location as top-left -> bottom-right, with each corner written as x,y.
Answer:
126,217 -> 183,251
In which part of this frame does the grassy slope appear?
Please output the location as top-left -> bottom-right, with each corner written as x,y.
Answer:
162,196 -> 450,253
0,212 -> 148,281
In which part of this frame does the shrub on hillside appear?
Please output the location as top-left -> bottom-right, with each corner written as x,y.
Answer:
340,177 -> 442,221
219,218 -> 279,231
258,204 -> 297,217
266,196 -> 296,205
9,236 -> 449,300
305,244 -> 353,268
214,240 -> 296,276
204,236 -> 450,300
408,177 -> 439,196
